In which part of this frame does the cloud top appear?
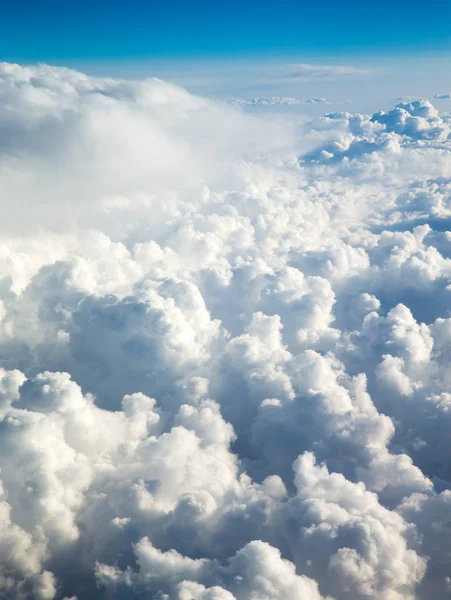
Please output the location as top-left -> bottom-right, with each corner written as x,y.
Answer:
0,63 -> 448,600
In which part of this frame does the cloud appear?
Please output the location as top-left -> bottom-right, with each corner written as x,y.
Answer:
284,63 -> 374,79
97,539 -> 329,600
227,97 -> 329,107
0,62 -> 449,600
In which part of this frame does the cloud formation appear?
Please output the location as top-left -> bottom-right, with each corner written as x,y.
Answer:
285,63 -> 374,79
227,97 -> 329,107
0,63 -> 450,599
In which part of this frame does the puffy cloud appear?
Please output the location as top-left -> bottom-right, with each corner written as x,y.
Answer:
97,538 -> 328,600
0,62 -> 450,600
278,452 -> 426,600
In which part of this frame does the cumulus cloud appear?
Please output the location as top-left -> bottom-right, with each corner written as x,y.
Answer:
0,62 -> 450,600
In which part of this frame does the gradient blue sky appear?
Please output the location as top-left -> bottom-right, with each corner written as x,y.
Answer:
2,0 -> 451,62
3,0 -> 451,116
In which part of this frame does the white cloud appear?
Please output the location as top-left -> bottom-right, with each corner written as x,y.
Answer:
227,97 -> 329,107
284,63 -> 374,79
0,62 -> 449,599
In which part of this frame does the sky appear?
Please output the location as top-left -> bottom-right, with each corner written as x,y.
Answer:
3,0 -> 451,114
2,0 -> 451,61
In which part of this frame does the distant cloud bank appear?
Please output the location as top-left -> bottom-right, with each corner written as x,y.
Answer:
227,96 -> 329,106
285,62 -> 374,79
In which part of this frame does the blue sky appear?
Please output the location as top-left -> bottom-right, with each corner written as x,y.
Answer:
3,0 -> 451,117
2,0 -> 451,62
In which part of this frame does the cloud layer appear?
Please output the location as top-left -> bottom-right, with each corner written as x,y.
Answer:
0,63 -> 450,599
284,63 -> 374,79
227,97 -> 329,107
